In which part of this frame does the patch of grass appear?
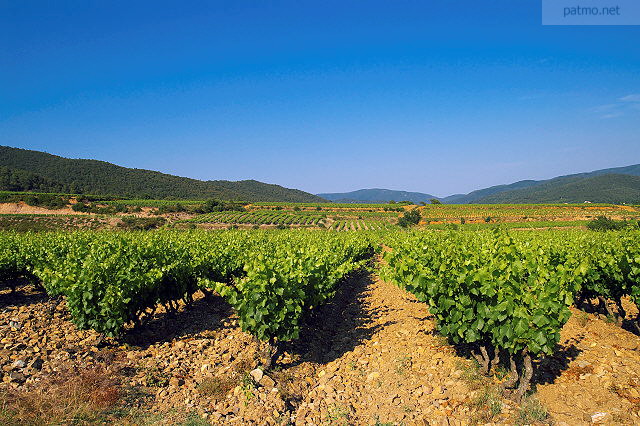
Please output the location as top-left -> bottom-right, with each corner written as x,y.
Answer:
604,314 -> 618,324
325,403 -> 350,425
271,367 -> 304,403
432,334 -> 449,347
515,397 -> 549,425
233,356 -> 255,376
455,359 -> 485,390
109,407 -> 165,425
469,386 -> 503,424
0,367 -> 120,425
577,311 -> 590,327
181,412 -> 211,426
197,375 -> 235,401
373,416 -> 393,426
143,366 -> 169,387
394,355 -> 412,375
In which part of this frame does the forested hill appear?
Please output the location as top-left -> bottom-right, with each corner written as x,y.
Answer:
443,163 -> 640,204
0,146 -> 326,202
472,173 -> 640,204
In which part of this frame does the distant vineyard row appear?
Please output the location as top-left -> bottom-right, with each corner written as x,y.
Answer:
189,211 -> 396,229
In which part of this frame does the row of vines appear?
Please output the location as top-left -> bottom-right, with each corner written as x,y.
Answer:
0,230 -> 374,364
380,229 -> 640,401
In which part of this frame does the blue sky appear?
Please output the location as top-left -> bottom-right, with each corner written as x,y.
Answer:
1,1 -> 639,196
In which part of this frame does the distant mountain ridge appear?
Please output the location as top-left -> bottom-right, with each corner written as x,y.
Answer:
0,146 -> 326,202
318,163 -> 640,204
3,145 -> 639,204
447,163 -> 640,204
473,174 -> 640,204
317,188 -> 438,204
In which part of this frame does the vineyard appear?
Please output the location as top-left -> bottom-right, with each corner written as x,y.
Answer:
188,208 -> 398,230
0,231 -> 374,343
2,227 -> 640,424
190,211 -> 325,227
381,229 -> 640,402
418,203 -> 640,224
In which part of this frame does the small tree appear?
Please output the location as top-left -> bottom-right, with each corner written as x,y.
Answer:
398,209 -> 421,228
430,198 -> 442,205
200,199 -> 223,213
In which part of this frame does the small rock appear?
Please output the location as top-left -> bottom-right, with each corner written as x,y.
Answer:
250,368 -> 263,383
11,360 -> 26,369
9,371 -> 26,383
261,375 -> 276,388
367,372 -> 380,381
591,412 -> 608,423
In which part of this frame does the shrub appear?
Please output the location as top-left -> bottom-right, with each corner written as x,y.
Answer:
196,199 -> 245,214
71,202 -> 89,212
587,216 -> 628,231
118,216 -> 166,230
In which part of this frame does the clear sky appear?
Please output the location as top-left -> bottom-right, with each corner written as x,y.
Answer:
1,1 -> 639,196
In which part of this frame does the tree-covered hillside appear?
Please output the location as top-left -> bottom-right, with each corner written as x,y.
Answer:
0,146 -> 326,202
443,164 -> 640,204
473,174 -> 640,204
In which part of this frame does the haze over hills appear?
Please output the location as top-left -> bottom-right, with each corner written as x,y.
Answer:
320,164 -> 640,204
318,189 -> 438,204
0,146 -> 325,202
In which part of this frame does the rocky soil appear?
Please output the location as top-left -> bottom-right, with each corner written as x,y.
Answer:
2,272 -> 640,425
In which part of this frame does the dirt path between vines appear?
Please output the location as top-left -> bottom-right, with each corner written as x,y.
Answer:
289,272 -> 496,424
